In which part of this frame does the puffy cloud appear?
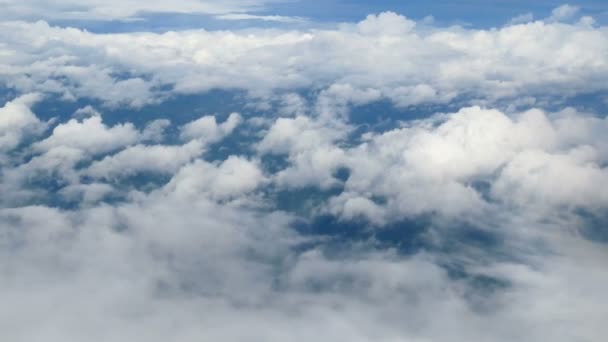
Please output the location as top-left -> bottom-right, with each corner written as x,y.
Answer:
1,12 -> 607,109
258,115 -> 347,188
0,93 -> 45,153
327,192 -> 388,226
265,106 -> 608,223
258,115 -> 343,155
85,140 -> 205,179
79,112 -> 244,179
164,156 -> 266,201
180,112 -> 242,142
355,11 -> 416,36
492,148 -> 608,210
141,119 -> 171,143
0,94 -> 606,342
33,115 -> 139,155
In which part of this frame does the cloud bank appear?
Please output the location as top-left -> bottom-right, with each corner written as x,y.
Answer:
1,11 -> 607,108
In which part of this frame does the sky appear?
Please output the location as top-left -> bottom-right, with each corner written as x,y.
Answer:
1,1 -> 608,342
6,0 -> 608,30
269,0 -> 608,25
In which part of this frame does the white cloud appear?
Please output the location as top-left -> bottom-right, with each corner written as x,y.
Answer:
0,94 -> 45,153
258,115 -> 343,155
277,93 -> 309,117
85,140 -> 205,179
258,115 -> 348,189
180,112 -> 242,142
3,195 -> 607,341
355,12 -> 416,36
1,14 -> 607,109
327,192 -> 388,225
33,115 -> 139,155
0,93 -> 607,342
492,147 -> 608,210
260,106 -> 608,223
141,119 -> 171,143
163,156 -> 266,201
58,182 -> 115,204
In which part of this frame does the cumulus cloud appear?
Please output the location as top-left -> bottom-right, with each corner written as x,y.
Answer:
260,106 -> 608,224
33,115 -> 139,155
0,93 -> 45,153
163,156 -> 266,201
85,141 -> 205,179
492,147 -> 608,210
355,11 -> 416,36
180,112 -> 242,142
1,11 -> 607,109
258,115 -> 347,188
0,94 -> 607,342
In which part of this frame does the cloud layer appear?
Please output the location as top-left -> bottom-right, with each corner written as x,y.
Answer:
1,11 -> 607,108
1,6 -> 608,342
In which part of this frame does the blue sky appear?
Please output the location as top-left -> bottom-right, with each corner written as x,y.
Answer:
46,0 -> 608,32
267,0 -> 608,25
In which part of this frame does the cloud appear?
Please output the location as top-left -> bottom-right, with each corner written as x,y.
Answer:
0,0 -> 288,21
141,119 -> 171,143
509,12 -> 534,25
548,4 -> 580,22
1,14 -> 607,109
0,88 -> 607,342
258,115 -> 347,189
33,114 -> 139,155
492,147 -> 608,210
1,7 -> 608,342
180,112 -> 242,142
163,156 -> 266,201
2,195 -> 607,341
261,106 -> 608,223
58,182 -> 115,204
84,141 -> 205,179
356,11 -> 416,35
0,93 -> 45,153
